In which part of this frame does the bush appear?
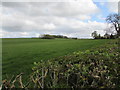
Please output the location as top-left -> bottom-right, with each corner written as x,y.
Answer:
31,39 -> 120,88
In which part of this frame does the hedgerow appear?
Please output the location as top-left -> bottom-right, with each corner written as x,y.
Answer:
2,39 -> 120,88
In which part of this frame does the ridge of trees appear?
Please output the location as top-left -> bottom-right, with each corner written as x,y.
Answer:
40,34 -> 68,39
40,34 -> 77,39
91,31 -> 117,39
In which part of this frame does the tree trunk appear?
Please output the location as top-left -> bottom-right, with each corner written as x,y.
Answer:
117,24 -> 120,37
114,24 -> 120,37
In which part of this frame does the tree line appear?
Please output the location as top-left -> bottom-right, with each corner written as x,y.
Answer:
40,34 -> 68,39
92,13 -> 120,39
91,31 -> 117,39
40,34 -> 78,39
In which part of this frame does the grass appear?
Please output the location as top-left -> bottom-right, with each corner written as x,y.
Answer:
2,38 -> 111,79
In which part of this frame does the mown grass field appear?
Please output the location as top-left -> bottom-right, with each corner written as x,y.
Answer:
2,38 -> 111,79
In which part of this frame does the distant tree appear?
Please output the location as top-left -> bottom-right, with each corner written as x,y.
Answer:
98,34 -> 101,39
91,31 -> 98,39
40,34 -> 68,39
104,27 -> 115,35
41,34 -> 55,39
106,14 -> 120,38
71,37 -> 77,40
104,33 -> 110,39
110,34 -> 114,39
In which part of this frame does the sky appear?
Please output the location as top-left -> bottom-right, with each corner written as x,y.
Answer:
0,0 -> 119,38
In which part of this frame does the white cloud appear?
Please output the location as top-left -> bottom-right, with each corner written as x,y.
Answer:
1,1 -> 107,38
97,15 -> 106,20
107,2 -> 118,13
43,23 -> 56,30
93,0 -> 119,2
20,32 -> 29,36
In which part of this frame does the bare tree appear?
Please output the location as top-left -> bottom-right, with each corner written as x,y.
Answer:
104,26 -> 116,35
106,14 -> 120,37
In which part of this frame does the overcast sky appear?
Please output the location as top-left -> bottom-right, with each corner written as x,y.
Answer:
0,0 -> 119,38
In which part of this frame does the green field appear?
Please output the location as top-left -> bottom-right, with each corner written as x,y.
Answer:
2,38 -> 111,79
